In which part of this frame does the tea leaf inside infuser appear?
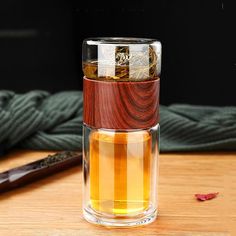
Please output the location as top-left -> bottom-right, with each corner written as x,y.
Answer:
83,46 -> 159,81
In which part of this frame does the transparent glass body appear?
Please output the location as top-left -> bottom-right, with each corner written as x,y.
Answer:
82,37 -> 161,227
83,125 -> 159,227
82,37 -> 161,81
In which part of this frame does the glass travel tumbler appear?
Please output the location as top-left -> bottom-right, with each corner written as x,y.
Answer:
82,38 -> 161,227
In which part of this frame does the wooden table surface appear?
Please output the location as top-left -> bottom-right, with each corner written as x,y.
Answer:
0,150 -> 235,236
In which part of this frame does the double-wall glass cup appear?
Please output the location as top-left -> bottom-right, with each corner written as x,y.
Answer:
82,38 -> 161,227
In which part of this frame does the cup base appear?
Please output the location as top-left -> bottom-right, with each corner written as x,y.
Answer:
83,205 -> 157,228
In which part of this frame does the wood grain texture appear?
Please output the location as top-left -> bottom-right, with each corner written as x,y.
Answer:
0,150 -> 236,235
83,77 -> 160,129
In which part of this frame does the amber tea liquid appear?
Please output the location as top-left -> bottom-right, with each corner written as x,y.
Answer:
89,130 -> 152,215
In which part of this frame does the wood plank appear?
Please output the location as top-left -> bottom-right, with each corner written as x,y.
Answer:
0,150 -> 235,235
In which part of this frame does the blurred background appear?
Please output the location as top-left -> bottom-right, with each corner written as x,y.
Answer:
0,0 -> 235,105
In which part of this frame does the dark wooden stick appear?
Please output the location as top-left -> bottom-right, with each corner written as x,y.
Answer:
0,151 -> 82,193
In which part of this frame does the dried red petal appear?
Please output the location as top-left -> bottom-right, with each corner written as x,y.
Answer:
195,192 -> 219,201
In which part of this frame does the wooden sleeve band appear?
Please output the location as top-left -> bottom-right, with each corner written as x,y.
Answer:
83,77 -> 160,130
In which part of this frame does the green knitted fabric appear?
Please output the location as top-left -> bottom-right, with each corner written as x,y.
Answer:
0,91 -> 83,153
0,90 -> 235,154
160,104 -> 236,151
